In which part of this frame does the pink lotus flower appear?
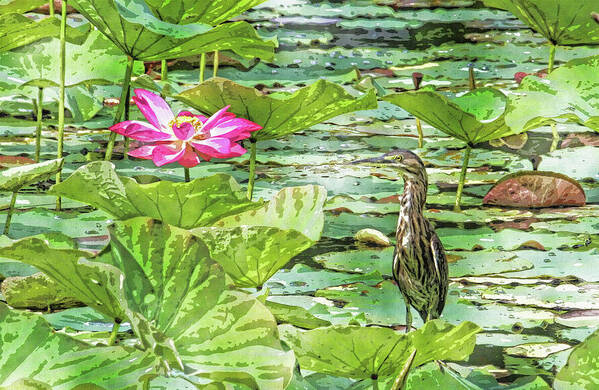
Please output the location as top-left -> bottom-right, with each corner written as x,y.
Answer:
110,89 -> 261,167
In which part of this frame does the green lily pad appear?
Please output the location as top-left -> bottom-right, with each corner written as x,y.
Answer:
0,158 -> 63,192
176,77 -> 378,141
383,88 -> 517,145
214,184 -> 326,241
49,161 -> 262,229
266,264 -> 383,295
484,0 -> 599,46
279,320 -> 480,379
44,306 -> 130,332
266,300 -> 332,329
314,248 -> 534,277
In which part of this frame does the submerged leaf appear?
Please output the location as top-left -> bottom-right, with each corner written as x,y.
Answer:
176,77 -> 378,141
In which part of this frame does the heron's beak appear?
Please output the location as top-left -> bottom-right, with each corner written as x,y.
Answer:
351,156 -> 387,165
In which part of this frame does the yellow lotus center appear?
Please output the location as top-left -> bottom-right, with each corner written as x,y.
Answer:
169,116 -> 209,140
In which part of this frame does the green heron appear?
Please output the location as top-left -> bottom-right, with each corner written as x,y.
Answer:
354,149 -> 448,332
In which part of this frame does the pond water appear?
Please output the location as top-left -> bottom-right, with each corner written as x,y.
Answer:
0,0 -> 598,388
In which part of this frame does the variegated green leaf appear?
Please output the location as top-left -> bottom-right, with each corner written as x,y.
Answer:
0,218 -> 295,389
0,303 -> 160,390
215,185 -> 327,241
191,225 -> 315,288
0,236 -> 127,321
505,55 -> 599,133
554,328 -> 599,389
49,162 -> 262,228
193,185 -> 326,288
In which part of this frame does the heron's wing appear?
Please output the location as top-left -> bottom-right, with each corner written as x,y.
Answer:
430,234 -> 448,315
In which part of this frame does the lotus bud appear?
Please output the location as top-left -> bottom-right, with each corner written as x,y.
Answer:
412,72 -> 423,90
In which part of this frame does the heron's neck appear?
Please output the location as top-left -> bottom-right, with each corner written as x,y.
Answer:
399,178 -> 427,215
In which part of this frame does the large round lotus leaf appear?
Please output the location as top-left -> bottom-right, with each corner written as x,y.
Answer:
483,171 -> 586,208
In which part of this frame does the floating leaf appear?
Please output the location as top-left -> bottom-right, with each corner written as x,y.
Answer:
265,300 -> 332,329
483,171 -> 586,208
0,159 -> 63,192
49,161 -> 262,229
176,77 -> 378,141
483,0 -> 599,46
383,88 -> 516,145
505,55 -> 599,133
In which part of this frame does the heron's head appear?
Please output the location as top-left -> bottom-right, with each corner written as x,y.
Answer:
352,149 -> 427,183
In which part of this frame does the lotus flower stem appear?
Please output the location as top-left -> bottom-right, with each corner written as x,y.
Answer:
105,56 -> 134,161
200,53 -> 206,83
468,64 -> 476,91
213,50 -> 219,78
247,140 -> 257,200
108,321 -> 120,346
161,59 -> 168,80
49,1 -> 55,16
548,44 -> 556,73
412,73 -> 424,148
184,167 -> 190,182
122,82 -> 132,160
55,0 -> 67,211
550,122 -> 559,152
390,349 -> 417,390
3,191 -> 18,236
35,87 -> 44,163
454,145 -> 471,212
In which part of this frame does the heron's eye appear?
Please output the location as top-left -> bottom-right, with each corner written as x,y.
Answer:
392,155 -> 403,161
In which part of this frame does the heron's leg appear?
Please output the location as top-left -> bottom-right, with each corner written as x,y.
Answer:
405,306 -> 412,333
401,292 -> 412,333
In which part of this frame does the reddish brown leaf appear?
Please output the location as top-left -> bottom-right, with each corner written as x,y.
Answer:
0,156 -> 36,169
483,171 -> 586,208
